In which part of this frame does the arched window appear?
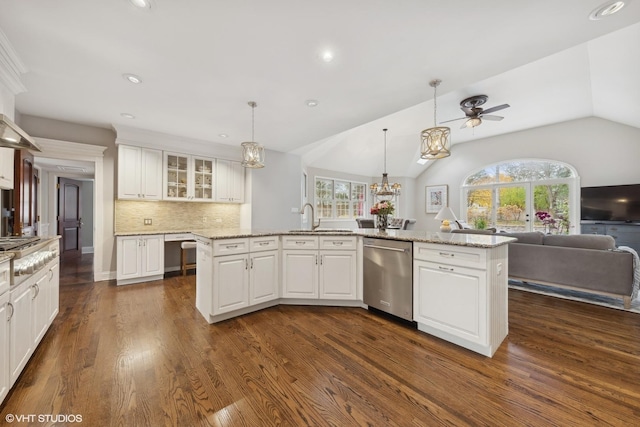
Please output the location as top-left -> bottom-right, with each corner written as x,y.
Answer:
461,159 -> 579,234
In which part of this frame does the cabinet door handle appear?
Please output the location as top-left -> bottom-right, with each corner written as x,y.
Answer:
245,259 -> 248,270
7,302 -> 13,321
250,259 -> 254,269
315,255 -> 318,265
320,255 -> 323,265
438,266 -> 454,272
439,252 -> 454,257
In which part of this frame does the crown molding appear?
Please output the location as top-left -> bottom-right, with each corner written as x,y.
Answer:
34,137 -> 107,159
0,27 -> 27,95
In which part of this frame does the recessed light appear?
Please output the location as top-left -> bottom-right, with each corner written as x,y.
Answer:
122,73 -> 142,84
321,50 -> 334,62
129,0 -> 151,9
589,1 -> 625,20
417,158 -> 429,165
219,133 -> 228,138
306,100 -> 319,107
121,113 -> 136,119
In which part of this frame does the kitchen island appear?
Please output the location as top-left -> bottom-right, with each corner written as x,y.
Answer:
192,228 -> 516,357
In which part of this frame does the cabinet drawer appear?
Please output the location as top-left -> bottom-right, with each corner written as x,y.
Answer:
581,224 -> 605,234
0,260 -> 9,296
250,236 -> 280,252
282,236 -> 319,250
319,236 -> 357,250
165,233 -> 195,241
213,238 -> 250,256
413,243 -> 486,268
606,225 -> 640,234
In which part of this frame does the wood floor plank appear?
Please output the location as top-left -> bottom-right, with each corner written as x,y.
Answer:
2,255 -> 640,426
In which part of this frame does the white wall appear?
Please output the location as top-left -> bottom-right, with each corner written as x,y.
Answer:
413,117 -> 640,232
250,150 -> 302,230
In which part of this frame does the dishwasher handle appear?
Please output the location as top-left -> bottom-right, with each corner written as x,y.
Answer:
363,244 -> 408,253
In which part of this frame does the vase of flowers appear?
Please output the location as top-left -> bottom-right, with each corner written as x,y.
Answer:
371,201 -> 395,230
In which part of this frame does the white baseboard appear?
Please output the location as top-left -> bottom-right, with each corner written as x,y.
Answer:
82,246 -> 94,254
94,271 -> 116,282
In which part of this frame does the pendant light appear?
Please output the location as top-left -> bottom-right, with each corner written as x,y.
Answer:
241,101 -> 265,168
370,128 -> 401,201
420,79 -> 451,160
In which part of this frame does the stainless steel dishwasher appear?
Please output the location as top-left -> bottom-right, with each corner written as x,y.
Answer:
363,237 -> 413,321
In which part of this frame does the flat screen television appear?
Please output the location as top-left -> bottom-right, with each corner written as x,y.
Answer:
581,184 -> 640,222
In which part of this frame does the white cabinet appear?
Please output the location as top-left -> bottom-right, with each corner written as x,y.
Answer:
282,236 -> 357,300
116,235 -> 165,285
163,152 -> 216,202
0,147 -> 14,190
48,260 -> 60,324
0,291 -> 9,403
117,144 -> 163,200
196,236 -> 279,322
9,280 -> 33,387
32,272 -> 50,347
215,159 -> 245,203
413,242 -> 509,357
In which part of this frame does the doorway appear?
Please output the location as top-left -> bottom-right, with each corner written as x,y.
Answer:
58,177 -> 83,261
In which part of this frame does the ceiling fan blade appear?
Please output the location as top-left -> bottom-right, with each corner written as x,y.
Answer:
480,115 -> 504,121
480,103 -> 510,115
439,117 -> 467,124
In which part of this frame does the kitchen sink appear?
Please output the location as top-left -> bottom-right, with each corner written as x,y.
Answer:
288,228 -> 354,233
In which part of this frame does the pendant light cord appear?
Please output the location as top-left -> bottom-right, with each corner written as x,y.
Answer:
383,128 -> 388,173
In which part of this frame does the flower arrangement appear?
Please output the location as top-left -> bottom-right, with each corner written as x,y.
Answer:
535,211 -> 557,233
371,201 -> 395,216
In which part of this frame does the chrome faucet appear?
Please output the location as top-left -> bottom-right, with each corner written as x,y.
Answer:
299,203 -> 320,230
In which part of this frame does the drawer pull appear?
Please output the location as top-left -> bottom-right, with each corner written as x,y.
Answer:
439,252 -> 454,257
438,266 -> 454,272
258,242 -> 270,246
226,244 -> 238,249
295,241 -> 307,245
332,241 -> 344,246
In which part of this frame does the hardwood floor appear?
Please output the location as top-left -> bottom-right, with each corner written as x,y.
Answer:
2,259 -> 640,426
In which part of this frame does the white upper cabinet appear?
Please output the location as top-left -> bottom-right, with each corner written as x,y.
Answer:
117,145 -> 163,200
215,159 -> 245,203
164,152 -> 216,202
0,147 -> 14,190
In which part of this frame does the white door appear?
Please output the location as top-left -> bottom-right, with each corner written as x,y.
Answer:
117,145 -> 142,199
282,250 -> 318,298
32,273 -> 49,346
10,283 -> 34,386
319,250 -> 356,299
0,293 -> 10,403
141,148 -> 163,199
117,237 -> 142,280
192,156 -> 215,201
414,260 -> 486,345
230,161 -> 245,203
164,152 -> 190,200
48,261 -> 60,323
213,254 -> 249,314
141,235 -> 164,277
250,250 -> 279,304
215,159 -> 232,202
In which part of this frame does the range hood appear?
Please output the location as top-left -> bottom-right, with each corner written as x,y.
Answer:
0,114 -> 41,152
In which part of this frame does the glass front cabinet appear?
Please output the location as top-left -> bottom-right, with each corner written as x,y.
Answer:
164,152 -> 215,201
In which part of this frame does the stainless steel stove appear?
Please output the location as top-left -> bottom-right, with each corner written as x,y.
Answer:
0,236 -> 59,286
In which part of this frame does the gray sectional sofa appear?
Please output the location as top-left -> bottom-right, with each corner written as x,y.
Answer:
499,231 -> 636,308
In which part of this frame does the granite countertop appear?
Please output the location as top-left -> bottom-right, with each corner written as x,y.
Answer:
0,253 -> 14,263
189,228 -> 517,248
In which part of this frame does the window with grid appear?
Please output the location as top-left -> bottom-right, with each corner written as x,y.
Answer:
315,178 -> 367,219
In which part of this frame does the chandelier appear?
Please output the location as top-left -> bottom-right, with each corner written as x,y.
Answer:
370,128 -> 401,201
241,101 -> 265,168
420,79 -> 451,160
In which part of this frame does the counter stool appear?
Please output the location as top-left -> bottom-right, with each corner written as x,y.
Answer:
180,241 -> 197,276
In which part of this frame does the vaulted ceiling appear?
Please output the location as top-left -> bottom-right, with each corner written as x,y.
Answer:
1,1 -> 638,178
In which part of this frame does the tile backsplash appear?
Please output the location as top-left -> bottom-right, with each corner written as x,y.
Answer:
115,200 -> 241,233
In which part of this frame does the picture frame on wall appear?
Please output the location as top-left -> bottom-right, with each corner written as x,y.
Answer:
425,185 -> 448,213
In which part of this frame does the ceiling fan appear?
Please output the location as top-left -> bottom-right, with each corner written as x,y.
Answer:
441,95 -> 510,129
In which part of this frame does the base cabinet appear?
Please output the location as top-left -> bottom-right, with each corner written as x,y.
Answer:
282,236 -> 357,300
413,243 -> 509,357
116,235 -> 165,285
197,237 -> 279,322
